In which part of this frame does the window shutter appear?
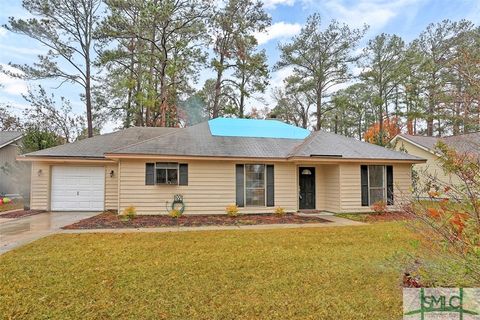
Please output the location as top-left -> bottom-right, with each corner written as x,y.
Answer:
386,165 -> 394,205
179,164 -> 188,185
266,165 -> 274,207
235,164 -> 244,207
361,165 -> 369,206
145,163 -> 155,185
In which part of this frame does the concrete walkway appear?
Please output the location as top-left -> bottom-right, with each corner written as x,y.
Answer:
0,211 -> 99,255
61,215 -> 366,234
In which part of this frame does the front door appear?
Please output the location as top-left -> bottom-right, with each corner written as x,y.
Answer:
299,167 -> 315,210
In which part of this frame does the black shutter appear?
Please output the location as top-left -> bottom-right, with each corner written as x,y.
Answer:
179,164 -> 188,185
361,165 -> 369,206
145,163 -> 155,185
236,164 -> 244,207
266,165 -> 274,207
386,165 -> 394,205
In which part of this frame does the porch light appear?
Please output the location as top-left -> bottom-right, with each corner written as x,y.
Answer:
37,169 -> 42,176
110,170 -> 115,178
301,169 -> 312,175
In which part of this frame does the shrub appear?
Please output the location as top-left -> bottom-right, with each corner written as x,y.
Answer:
121,206 -> 137,220
169,209 -> 182,219
371,200 -> 387,214
274,207 -> 286,217
401,141 -> 480,286
226,204 -> 239,217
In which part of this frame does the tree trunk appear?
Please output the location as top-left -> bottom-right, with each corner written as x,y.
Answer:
315,87 -> 322,131
239,71 -> 246,118
212,54 -> 224,119
85,57 -> 93,138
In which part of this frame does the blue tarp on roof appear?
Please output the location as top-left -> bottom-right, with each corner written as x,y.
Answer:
208,118 -> 310,139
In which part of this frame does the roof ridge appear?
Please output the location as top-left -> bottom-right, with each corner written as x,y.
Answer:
287,131 -> 319,157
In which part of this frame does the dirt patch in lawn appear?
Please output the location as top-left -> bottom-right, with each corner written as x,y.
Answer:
63,212 -> 332,229
0,209 -> 45,219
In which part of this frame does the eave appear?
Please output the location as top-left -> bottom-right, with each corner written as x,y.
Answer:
16,155 -> 117,163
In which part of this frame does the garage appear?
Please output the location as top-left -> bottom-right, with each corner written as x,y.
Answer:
51,166 -> 105,211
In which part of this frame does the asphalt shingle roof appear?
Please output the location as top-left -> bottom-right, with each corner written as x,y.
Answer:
292,131 -> 420,160
24,119 -> 424,161
25,127 -> 178,158
0,131 -> 22,149
110,122 -> 302,158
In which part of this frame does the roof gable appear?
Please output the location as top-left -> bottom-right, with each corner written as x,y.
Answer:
292,131 -> 421,160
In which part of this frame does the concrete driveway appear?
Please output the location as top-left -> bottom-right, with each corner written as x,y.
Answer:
0,211 -> 99,255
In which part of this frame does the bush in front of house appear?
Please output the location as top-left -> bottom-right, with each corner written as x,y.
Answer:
169,209 -> 182,219
121,206 -> 137,221
226,204 -> 239,217
371,200 -> 387,214
274,207 -> 285,217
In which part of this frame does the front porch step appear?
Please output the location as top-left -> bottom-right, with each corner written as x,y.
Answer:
297,210 -> 323,214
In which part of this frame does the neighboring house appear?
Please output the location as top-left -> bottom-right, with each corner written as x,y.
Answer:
18,118 -> 424,214
393,133 -> 480,189
0,131 -> 23,195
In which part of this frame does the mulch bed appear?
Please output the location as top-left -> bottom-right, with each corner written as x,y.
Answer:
63,212 -> 332,230
0,209 -> 45,219
365,212 -> 412,222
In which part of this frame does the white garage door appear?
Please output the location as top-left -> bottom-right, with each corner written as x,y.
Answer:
51,166 -> 105,211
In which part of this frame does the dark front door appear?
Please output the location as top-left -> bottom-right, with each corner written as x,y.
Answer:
299,167 -> 316,210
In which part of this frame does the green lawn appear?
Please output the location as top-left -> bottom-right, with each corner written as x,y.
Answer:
0,223 -> 415,319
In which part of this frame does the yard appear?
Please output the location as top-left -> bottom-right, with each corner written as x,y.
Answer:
0,222 -> 416,319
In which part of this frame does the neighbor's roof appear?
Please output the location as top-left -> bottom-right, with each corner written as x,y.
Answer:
0,131 -> 23,149
398,133 -> 480,155
24,127 -> 178,158
23,119 -> 424,161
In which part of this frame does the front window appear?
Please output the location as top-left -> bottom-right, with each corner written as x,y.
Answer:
156,163 -> 178,184
368,165 -> 386,204
245,164 -> 265,206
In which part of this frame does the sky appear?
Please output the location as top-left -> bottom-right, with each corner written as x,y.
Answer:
1,0 -> 480,133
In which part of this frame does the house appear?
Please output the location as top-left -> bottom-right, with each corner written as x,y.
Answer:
393,133 -> 480,189
0,131 -> 23,195
18,118 -> 424,214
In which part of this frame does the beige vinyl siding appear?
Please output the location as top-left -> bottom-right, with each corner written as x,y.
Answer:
119,159 -> 298,215
0,144 -> 20,194
105,164 -> 118,210
30,162 -> 50,210
395,140 -> 460,188
29,162 -> 118,211
338,163 -> 412,213
271,162 -> 297,212
315,164 -> 340,212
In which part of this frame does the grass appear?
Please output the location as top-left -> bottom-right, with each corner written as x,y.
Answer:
335,213 -> 370,222
0,223 -> 415,319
